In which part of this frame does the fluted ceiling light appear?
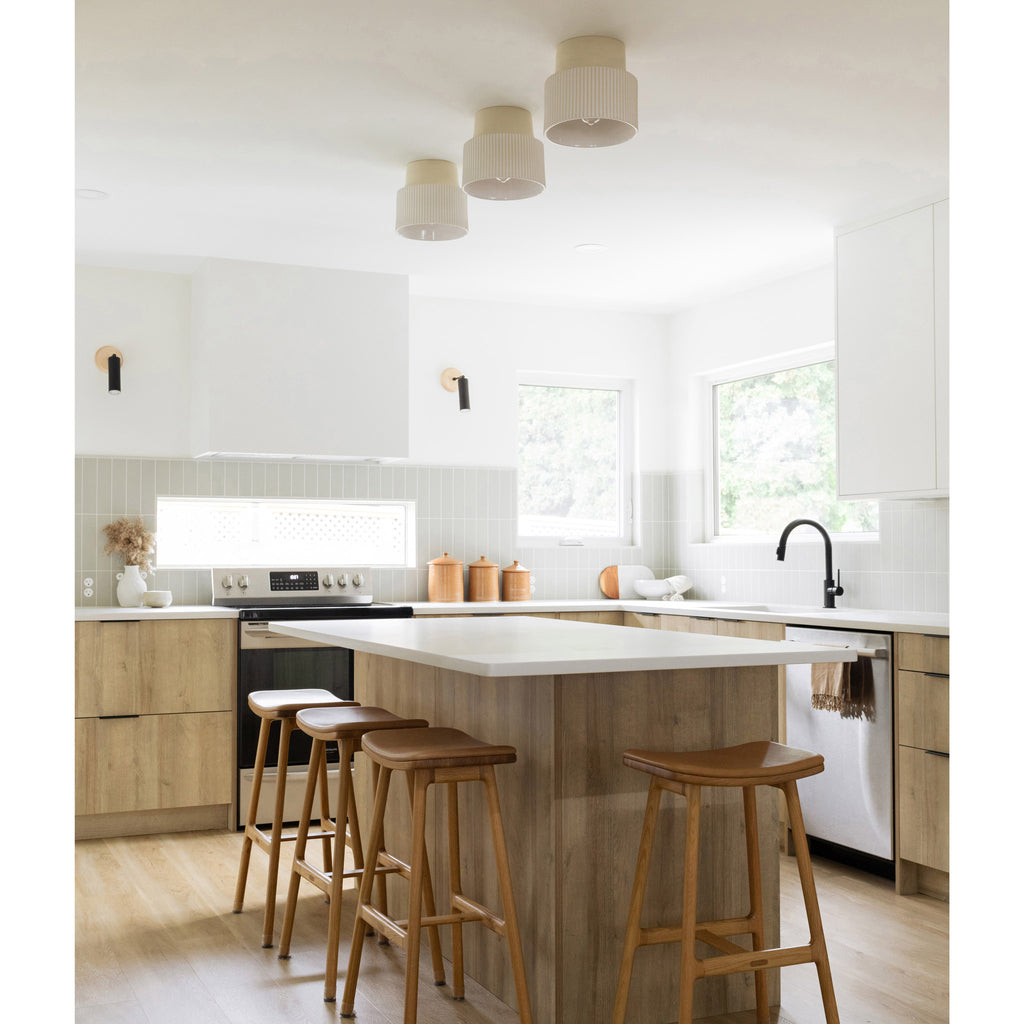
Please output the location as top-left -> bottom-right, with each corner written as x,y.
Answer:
544,35 -> 638,148
462,106 -> 545,200
395,159 -> 469,241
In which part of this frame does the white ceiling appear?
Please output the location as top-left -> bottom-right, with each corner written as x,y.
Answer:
75,0 -> 948,313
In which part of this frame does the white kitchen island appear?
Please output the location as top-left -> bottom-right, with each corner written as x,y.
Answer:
269,615 -> 855,1023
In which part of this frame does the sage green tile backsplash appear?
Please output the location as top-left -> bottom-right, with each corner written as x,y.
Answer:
75,456 -> 675,607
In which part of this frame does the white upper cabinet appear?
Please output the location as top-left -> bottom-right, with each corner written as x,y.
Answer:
190,258 -> 410,461
835,199 -> 949,499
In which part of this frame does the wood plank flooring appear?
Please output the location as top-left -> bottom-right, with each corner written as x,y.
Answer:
75,830 -> 948,1023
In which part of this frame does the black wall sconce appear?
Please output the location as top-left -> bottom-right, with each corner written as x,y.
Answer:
95,346 -> 124,394
440,366 -> 470,411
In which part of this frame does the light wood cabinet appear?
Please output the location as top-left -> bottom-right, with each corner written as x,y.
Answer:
75,618 -> 236,839
895,632 -> 949,898
835,198 -> 949,499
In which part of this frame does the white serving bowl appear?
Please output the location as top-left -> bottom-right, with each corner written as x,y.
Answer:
143,591 -> 173,608
633,579 -> 672,599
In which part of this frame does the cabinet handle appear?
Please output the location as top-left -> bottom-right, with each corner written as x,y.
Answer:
923,672 -> 949,679
98,714 -> 140,720
924,749 -> 949,758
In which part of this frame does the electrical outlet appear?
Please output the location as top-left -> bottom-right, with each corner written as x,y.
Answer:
720,575 -> 727,594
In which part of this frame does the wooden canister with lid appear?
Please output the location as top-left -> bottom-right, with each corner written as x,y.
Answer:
468,556 -> 499,602
501,560 -> 531,601
427,552 -> 464,602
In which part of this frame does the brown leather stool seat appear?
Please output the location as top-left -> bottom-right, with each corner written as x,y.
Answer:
612,740 -> 841,1024
340,727 -> 533,1024
276,706 -> 432,1003
233,688 -> 357,949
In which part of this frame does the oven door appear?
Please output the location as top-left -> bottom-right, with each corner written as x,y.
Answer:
237,620 -> 353,827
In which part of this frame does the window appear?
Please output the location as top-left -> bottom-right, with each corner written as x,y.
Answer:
156,497 -> 416,567
713,359 -> 877,536
517,375 -> 634,543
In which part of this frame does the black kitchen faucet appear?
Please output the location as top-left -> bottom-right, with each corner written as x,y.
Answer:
776,518 -> 844,609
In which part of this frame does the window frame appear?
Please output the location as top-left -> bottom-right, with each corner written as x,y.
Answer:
515,371 -> 637,548
703,343 -> 877,542
154,495 -> 418,569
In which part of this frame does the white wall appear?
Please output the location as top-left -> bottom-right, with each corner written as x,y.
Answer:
669,265 -> 835,468
76,265 -> 192,457
409,295 -> 673,470
75,265 -> 674,469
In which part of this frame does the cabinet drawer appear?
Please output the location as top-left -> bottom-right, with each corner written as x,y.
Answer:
896,633 -> 949,674
898,745 -> 949,872
622,612 -> 661,629
661,615 -> 718,634
75,711 -> 233,815
75,620 -> 235,717
897,671 -> 949,753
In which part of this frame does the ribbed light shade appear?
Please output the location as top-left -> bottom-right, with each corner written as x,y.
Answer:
544,36 -> 638,148
396,159 -> 469,241
462,106 -> 545,200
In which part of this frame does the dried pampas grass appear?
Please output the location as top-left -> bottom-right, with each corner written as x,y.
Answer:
102,516 -> 155,572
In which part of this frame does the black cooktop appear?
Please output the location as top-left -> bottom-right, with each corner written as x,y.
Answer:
237,604 -> 413,621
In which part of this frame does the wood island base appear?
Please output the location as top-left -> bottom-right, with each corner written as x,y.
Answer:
354,653 -> 783,1023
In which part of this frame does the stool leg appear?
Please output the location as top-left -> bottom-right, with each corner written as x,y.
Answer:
278,737 -> 324,959
612,778 -> 664,1024
262,716 -> 294,948
446,781 -> 466,1000
319,743 -> 335,875
783,780 -> 841,1024
371,760 -> 390,940
403,769 -> 431,1024
323,738 -> 357,1003
742,786 -> 769,1024
678,783 -> 702,1024
233,716 -> 272,913
404,772 -> 446,987
341,765 -> 392,1018
482,765 -> 534,1024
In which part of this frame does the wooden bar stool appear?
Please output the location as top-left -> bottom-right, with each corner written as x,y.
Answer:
612,740 -> 841,1024
340,726 -> 534,1024
233,688 -> 357,948
277,705 -> 435,1003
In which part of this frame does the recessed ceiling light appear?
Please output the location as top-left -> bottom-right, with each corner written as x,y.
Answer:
76,188 -> 110,200
574,242 -> 608,254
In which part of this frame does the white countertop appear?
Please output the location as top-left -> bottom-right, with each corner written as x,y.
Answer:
409,599 -> 949,635
268,615 -> 858,677
74,598 -> 948,635
74,605 -> 238,621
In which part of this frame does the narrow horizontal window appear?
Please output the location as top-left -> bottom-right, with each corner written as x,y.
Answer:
155,497 -> 416,567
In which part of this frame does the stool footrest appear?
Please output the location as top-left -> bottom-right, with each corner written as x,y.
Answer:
699,942 -> 818,979
638,913 -> 757,948
694,929 -> 748,957
452,893 -> 506,936
360,905 -> 408,948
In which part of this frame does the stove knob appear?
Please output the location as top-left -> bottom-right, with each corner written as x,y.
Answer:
237,575 -> 249,590
352,573 -> 364,587
221,575 -> 233,590
322,574 -> 334,588
337,574 -> 347,587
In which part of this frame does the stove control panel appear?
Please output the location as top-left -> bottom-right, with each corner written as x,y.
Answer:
212,567 -> 373,605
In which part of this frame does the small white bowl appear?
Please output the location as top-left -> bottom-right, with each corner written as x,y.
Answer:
143,591 -> 173,608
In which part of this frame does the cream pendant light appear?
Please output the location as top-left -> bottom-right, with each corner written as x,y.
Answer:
544,35 -> 638,147
462,106 -> 545,200
395,159 -> 469,240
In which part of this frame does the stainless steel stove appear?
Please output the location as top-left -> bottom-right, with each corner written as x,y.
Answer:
211,567 -> 413,827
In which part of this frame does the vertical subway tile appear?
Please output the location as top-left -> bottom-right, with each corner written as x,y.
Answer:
211,460 -> 225,495
182,459 -> 197,495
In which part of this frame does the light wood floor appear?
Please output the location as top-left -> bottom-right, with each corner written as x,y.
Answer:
75,829 -> 948,1023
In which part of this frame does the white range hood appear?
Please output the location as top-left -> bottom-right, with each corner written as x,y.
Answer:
190,258 -> 410,461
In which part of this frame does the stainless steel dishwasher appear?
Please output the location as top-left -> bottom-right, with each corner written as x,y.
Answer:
784,625 -> 894,874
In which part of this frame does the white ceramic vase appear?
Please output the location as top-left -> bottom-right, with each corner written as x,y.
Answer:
116,565 -> 148,607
